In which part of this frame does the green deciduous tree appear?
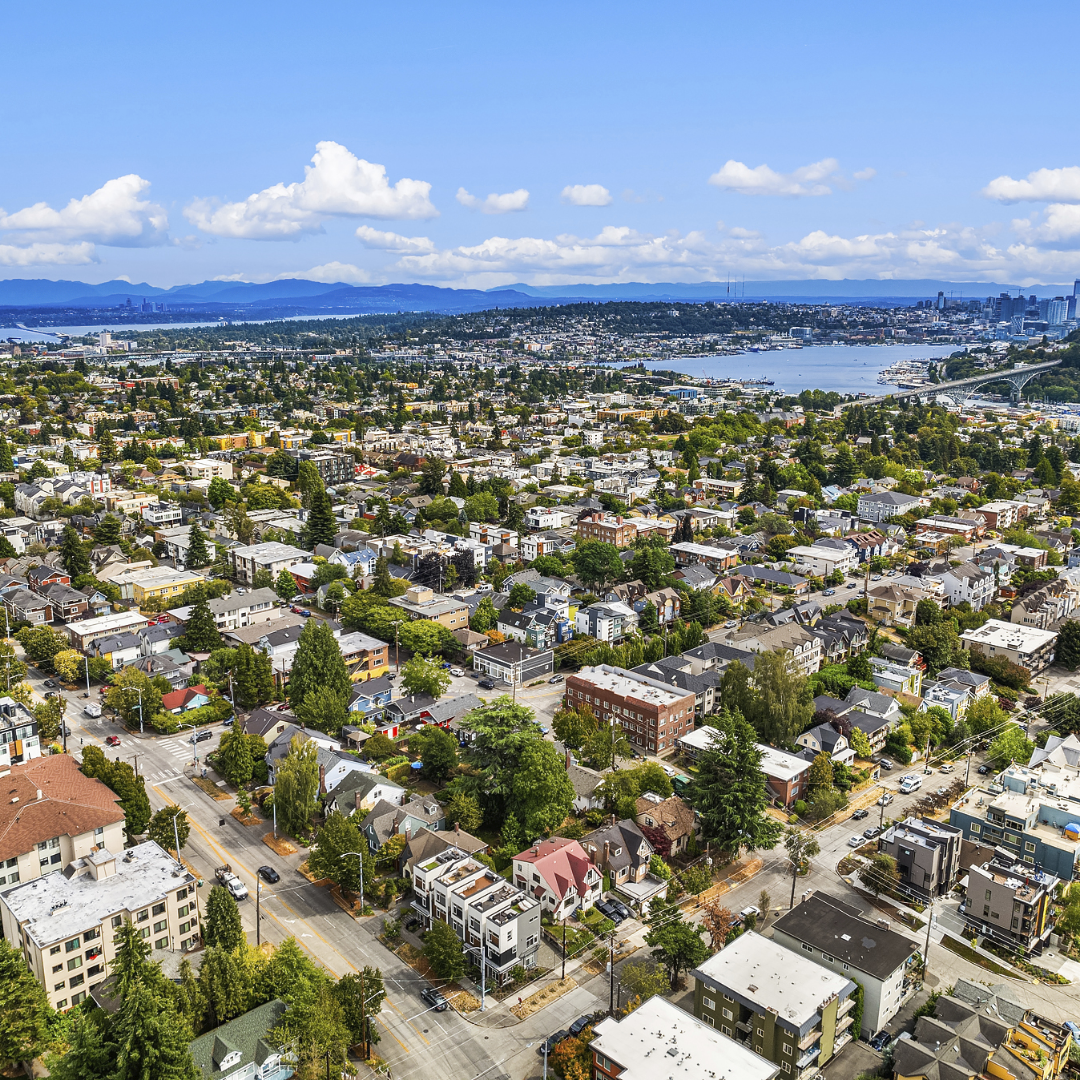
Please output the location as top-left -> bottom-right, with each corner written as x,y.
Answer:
783,827 -> 821,906
288,617 -> 350,710
746,650 -> 814,747
207,476 -> 233,511
572,539 -> 625,591
410,725 -> 458,782
552,704 -> 598,752
274,567 -> 298,601
507,582 -> 537,609
203,885 -> 245,951
423,919 -> 466,980
335,968 -> 384,1059
644,903 -> 709,990
232,641 -> 275,710
988,725 -> 1034,769
469,595 -> 498,633
307,811 -> 374,896
688,708 -> 783,856
509,739 -> 575,838
274,735 -> 320,837
401,654 -> 451,699
445,791 -> 482,833
79,744 -> 151,838
860,852 -> 900,896
293,685 -> 349,736
147,807 -> 189,855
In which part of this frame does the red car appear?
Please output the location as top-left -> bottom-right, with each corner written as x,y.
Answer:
105,735 -> 121,747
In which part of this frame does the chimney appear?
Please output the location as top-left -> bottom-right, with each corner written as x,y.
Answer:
318,764 -> 326,796
354,790 -> 362,811
565,747 -> 572,769
454,821 -> 460,834
616,516 -> 623,525
603,840 -> 610,866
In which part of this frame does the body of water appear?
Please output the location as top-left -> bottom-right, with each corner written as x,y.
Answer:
610,342 -> 959,396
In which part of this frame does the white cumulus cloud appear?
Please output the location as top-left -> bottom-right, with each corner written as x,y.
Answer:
854,168 -> 877,182
185,141 -> 437,239
708,158 -> 841,197
561,184 -> 612,207
1011,204 -> 1080,248
0,175 -> 167,246
0,242 -> 97,266
355,226 -> 435,253
455,187 -> 530,214
982,166 -> 1080,204
276,262 -> 372,284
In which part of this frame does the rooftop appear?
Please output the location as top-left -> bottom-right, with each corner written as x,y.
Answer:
692,931 -> 853,1029
591,995 -> 780,1080
960,619 -> 1057,652
573,664 -> 694,709
2,841 -> 195,947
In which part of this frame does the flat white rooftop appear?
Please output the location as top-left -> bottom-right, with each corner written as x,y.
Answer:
575,665 -> 693,708
1,841 -> 194,947
591,996 -> 779,1080
961,618 -> 1057,652
692,931 -> 852,1028
66,610 -> 149,637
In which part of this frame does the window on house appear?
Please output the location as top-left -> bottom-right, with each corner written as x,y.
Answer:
722,1008 -> 733,1020
703,996 -> 715,1010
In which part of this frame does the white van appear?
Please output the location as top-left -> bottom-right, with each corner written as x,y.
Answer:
899,775 -> 922,794
84,702 -> 101,718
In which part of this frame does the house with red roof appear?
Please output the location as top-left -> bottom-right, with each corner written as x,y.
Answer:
161,684 -> 211,714
512,836 -> 602,918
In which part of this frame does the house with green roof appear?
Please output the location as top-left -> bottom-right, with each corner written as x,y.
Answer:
189,999 -> 293,1080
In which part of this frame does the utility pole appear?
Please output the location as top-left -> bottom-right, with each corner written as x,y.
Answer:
561,921 -> 566,981
256,881 -> 261,947
923,898 -> 934,987
84,655 -> 90,697
130,753 -> 138,778
965,750 -> 973,786
360,970 -> 367,1060
609,929 -> 616,1016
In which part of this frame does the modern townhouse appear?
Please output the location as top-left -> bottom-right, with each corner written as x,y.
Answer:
0,697 -> 42,766
0,841 -> 199,1010
962,855 -> 1056,954
729,622 -> 823,676
878,816 -> 963,898
771,892 -> 921,1039
1011,579 -> 1074,630
575,600 -> 639,642
387,585 -> 470,632
409,848 -> 542,985
691,931 -> 857,1080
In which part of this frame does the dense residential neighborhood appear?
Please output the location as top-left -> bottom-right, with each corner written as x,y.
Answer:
3,315 -> 1080,1080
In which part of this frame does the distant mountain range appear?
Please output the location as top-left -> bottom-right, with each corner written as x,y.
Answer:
0,275 -> 1074,326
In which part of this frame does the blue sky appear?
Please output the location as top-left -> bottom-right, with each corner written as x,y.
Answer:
4,0 -> 1080,289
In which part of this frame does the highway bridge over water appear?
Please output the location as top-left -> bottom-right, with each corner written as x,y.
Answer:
840,358 -> 1063,409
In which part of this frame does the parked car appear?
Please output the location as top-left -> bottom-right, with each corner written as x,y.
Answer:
420,987 -> 449,1012
877,792 -> 894,806
870,1031 -> 891,1052
936,787 -> 949,797
724,620 -> 738,628
595,900 -> 623,925
105,734 -> 121,746
449,667 -> 465,677
847,582 -> 857,589
221,715 -> 235,726
852,808 -> 869,821
478,678 -> 496,690
257,865 -> 280,884
607,898 -> 632,921
978,764 -> 991,774
539,1031 -> 569,1055
440,662 -> 452,670
939,763 -> 954,773
878,759 -> 893,770
548,674 -> 564,683
863,826 -> 881,839
569,1015 -> 596,1037
290,605 -> 304,614
848,834 -> 864,848
739,905 -> 761,921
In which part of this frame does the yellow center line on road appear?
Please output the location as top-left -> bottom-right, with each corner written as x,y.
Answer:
151,786 -> 422,1052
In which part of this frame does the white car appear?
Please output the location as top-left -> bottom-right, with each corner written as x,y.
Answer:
449,667 -> 465,677
848,835 -> 864,848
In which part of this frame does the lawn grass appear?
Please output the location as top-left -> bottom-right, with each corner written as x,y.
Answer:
940,934 -> 1019,978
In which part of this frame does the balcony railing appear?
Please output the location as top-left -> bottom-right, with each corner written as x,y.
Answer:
838,996 -> 856,1015
836,1014 -> 854,1033
798,1027 -> 822,1051
797,1046 -> 820,1070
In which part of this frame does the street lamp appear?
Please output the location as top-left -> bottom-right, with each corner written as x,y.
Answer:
339,851 -> 366,911
125,685 -> 144,734
177,720 -> 201,768
168,803 -> 191,866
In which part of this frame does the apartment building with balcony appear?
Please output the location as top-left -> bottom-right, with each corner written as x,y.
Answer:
228,541 -> 311,587
576,512 -> 637,547
691,931 -> 856,1080
591,997 -> 780,1080
877,817 -> 962,898
771,892 -> 921,1039
962,856 -> 1057,954
409,848 -> 541,985
0,841 -> 198,1010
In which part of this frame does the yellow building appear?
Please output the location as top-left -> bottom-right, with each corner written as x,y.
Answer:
127,567 -> 204,609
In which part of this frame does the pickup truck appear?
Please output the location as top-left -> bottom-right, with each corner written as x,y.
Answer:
215,864 -> 249,900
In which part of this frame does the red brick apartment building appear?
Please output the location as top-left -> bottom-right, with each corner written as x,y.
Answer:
565,664 -> 695,755
576,513 -> 637,547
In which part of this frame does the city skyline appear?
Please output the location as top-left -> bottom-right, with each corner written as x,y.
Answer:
4,1 -> 1080,289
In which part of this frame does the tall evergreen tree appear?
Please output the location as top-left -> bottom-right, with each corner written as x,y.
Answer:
186,521 -> 209,569
370,555 -> 395,597
179,586 -> 222,652
96,425 -> 118,464
203,885 -> 245,951
93,514 -> 122,546
288,617 -> 350,708
0,938 -> 51,1071
0,436 -> 13,473
60,525 -> 91,576
111,978 -> 199,1080
304,485 -> 337,549
45,1007 -> 114,1080
447,470 -> 468,498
